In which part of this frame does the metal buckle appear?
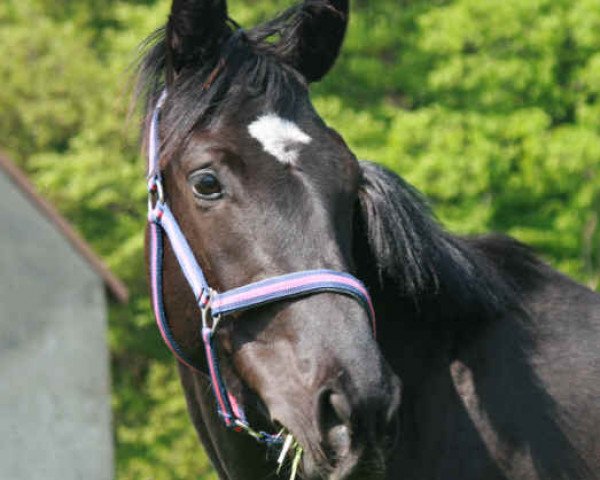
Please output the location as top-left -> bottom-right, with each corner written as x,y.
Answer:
201,289 -> 221,331
147,177 -> 165,213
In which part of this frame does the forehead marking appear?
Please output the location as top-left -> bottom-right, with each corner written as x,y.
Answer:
248,114 -> 312,164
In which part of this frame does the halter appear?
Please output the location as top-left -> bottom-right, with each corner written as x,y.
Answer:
147,90 -> 376,445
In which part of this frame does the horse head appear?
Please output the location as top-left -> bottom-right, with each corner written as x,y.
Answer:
141,1 -> 401,477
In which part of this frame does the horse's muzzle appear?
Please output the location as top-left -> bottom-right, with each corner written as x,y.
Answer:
301,371 -> 401,480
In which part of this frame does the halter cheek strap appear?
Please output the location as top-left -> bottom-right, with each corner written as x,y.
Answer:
146,90 -> 376,445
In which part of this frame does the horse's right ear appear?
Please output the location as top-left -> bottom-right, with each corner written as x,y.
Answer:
167,0 -> 230,75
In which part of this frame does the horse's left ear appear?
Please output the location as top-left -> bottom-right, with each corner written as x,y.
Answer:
167,0 -> 231,75
280,0 -> 349,82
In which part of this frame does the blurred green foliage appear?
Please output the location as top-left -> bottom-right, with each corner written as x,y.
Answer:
1,0 -> 599,478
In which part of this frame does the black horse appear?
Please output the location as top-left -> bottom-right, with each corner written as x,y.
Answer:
138,1 -> 600,478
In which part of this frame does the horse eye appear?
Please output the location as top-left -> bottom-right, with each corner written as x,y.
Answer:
191,171 -> 223,200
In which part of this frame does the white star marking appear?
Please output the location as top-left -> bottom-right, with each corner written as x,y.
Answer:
248,114 -> 312,164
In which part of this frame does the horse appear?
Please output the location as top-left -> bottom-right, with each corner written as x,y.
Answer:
137,1 -> 600,478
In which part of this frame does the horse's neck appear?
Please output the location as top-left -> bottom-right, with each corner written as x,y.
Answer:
371,234 -> 534,379
376,243 -> 600,479
374,286 -> 532,478
373,283 -> 491,387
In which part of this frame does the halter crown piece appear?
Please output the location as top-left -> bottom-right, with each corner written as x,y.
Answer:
147,90 -> 376,446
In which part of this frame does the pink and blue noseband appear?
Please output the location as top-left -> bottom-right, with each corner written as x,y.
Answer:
147,91 -> 376,445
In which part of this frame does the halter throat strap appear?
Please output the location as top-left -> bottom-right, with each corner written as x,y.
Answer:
146,90 -> 376,444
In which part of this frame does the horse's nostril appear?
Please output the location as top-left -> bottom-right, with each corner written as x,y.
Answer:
319,389 -> 351,428
318,389 -> 353,459
329,392 -> 352,424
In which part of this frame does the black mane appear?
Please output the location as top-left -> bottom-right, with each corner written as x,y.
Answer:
135,3 -> 325,164
354,161 -> 548,320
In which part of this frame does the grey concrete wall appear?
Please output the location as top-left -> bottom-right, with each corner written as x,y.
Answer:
0,172 -> 114,480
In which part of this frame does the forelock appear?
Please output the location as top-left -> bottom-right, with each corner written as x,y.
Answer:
136,12 -> 312,167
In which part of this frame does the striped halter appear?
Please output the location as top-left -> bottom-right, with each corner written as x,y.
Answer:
146,90 -> 376,445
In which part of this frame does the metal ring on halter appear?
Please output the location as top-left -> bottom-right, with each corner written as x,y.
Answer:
202,289 -> 222,331
147,177 -> 165,212
211,312 -> 222,331
201,306 -> 211,329
201,308 -> 222,333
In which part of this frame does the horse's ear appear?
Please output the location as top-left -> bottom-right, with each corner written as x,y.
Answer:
281,0 -> 349,83
167,0 -> 230,74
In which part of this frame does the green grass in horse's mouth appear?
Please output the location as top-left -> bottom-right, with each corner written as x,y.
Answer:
277,430 -> 304,480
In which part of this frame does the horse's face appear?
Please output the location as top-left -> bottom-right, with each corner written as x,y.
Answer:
150,1 -> 400,477
164,98 -> 399,475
